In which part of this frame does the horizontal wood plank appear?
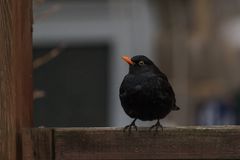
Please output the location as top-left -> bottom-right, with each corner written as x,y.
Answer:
53,126 -> 240,159
21,126 -> 240,159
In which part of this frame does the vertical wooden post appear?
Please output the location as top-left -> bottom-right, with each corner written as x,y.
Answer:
0,0 -> 33,159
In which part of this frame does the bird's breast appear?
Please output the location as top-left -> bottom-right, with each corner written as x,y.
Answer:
120,74 -> 155,98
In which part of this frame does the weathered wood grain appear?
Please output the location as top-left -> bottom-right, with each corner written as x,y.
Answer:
21,128 -> 53,160
53,126 -> 240,159
0,0 -> 33,159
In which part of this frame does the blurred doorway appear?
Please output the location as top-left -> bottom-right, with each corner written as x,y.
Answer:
33,44 -> 109,127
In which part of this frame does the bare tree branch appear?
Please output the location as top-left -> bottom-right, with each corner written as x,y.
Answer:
33,44 -> 66,69
34,90 -> 46,99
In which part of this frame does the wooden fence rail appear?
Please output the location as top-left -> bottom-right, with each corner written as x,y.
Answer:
21,126 -> 240,160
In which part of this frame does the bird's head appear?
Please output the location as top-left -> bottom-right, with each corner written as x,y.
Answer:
121,55 -> 158,74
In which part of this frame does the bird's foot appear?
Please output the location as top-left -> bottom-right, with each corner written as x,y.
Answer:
123,119 -> 137,133
149,120 -> 163,132
123,124 -> 137,132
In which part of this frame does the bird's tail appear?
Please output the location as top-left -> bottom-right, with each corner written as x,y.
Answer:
172,105 -> 180,111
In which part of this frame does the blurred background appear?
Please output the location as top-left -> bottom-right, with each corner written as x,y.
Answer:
33,0 -> 240,127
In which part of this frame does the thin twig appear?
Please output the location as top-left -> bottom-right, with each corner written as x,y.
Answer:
33,43 -> 66,69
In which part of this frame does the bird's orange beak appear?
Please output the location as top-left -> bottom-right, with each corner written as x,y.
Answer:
121,56 -> 134,65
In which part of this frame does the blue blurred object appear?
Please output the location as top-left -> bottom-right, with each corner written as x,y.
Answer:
197,99 -> 235,125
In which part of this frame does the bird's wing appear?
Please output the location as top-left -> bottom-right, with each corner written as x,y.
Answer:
143,76 -> 179,110
159,77 -> 180,110
155,70 -> 180,110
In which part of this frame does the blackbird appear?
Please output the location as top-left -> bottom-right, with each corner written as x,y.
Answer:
119,55 -> 179,132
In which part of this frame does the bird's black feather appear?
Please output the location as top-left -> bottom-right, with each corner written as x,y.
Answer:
120,55 -> 179,123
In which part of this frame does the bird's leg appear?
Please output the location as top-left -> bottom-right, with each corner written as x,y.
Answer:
123,118 -> 138,133
149,119 -> 163,131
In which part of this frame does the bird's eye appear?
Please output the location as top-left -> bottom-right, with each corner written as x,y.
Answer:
138,61 -> 145,65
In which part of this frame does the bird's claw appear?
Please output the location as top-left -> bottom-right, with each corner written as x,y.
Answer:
123,124 -> 138,133
149,120 -> 163,132
123,119 -> 138,133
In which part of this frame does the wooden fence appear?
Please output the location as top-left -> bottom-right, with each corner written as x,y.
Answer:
21,126 -> 240,159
